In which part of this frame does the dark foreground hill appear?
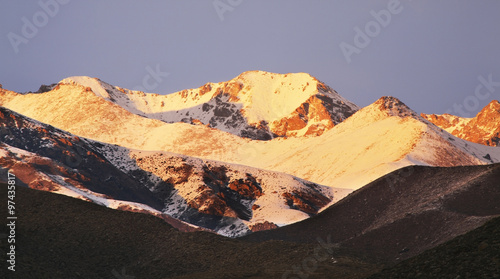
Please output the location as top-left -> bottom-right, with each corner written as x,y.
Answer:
244,163 -> 500,263
0,184 -> 379,279
1,168 -> 498,278
369,215 -> 500,278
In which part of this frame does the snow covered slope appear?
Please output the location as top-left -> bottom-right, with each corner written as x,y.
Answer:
0,106 -> 345,237
0,82 -> 247,155
97,144 -> 349,236
228,97 -> 500,189
59,71 -> 360,139
422,100 -> 500,146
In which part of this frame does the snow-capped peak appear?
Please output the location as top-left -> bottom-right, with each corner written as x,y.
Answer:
338,96 -> 419,128
59,76 -> 113,99
58,71 -> 360,140
373,96 -> 419,118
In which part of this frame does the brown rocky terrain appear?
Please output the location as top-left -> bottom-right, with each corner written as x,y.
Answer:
127,150 -> 335,235
3,179 -> 497,278
0,107 -> 164,210
422,100 -> 500,146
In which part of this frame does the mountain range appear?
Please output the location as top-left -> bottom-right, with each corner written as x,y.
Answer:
1,70 -> 499,278
1,72 -> 499,191
0,106 -> 346,237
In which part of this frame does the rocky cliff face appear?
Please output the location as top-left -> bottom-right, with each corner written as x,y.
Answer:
270,86 -> 358,137
422,100 -> 500,146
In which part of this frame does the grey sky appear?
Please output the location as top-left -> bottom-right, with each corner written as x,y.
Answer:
1,0 -> 499,116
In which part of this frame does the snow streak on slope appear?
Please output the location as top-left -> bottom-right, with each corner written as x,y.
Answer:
60,71 -> 360,139
0,142 -> 203,233
97,144 -> 349,236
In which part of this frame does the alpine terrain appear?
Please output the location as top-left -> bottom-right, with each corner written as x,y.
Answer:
1,70 -> 500,278
1,73 -> 499,191
0,106 -> 348,237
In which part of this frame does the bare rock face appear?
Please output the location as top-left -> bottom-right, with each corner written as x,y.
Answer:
421,113 -> 464,130
197,82 -> 358,140
375,96 -> 418,118
133,154 -> 332,226
454,100 -> 500,146
249,221 -> 278,232
422,100 -> 500,146
271,104 -> 309,137
269,82 -> 359,138
228,176 -> 263,199
36,83 -> 57,93
271,94 -> 340,137
282,187 -> 332,216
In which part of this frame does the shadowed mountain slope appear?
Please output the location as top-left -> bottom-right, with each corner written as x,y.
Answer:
369,215 -> 500,278
0,184 -> 380,279
244,163 -> 500,263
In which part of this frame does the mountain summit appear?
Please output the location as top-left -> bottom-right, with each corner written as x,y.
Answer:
374,96 -> 419,118
59,71 -> 360,139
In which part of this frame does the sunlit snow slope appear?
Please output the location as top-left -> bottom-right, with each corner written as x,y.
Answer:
231,97 -> 500,189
